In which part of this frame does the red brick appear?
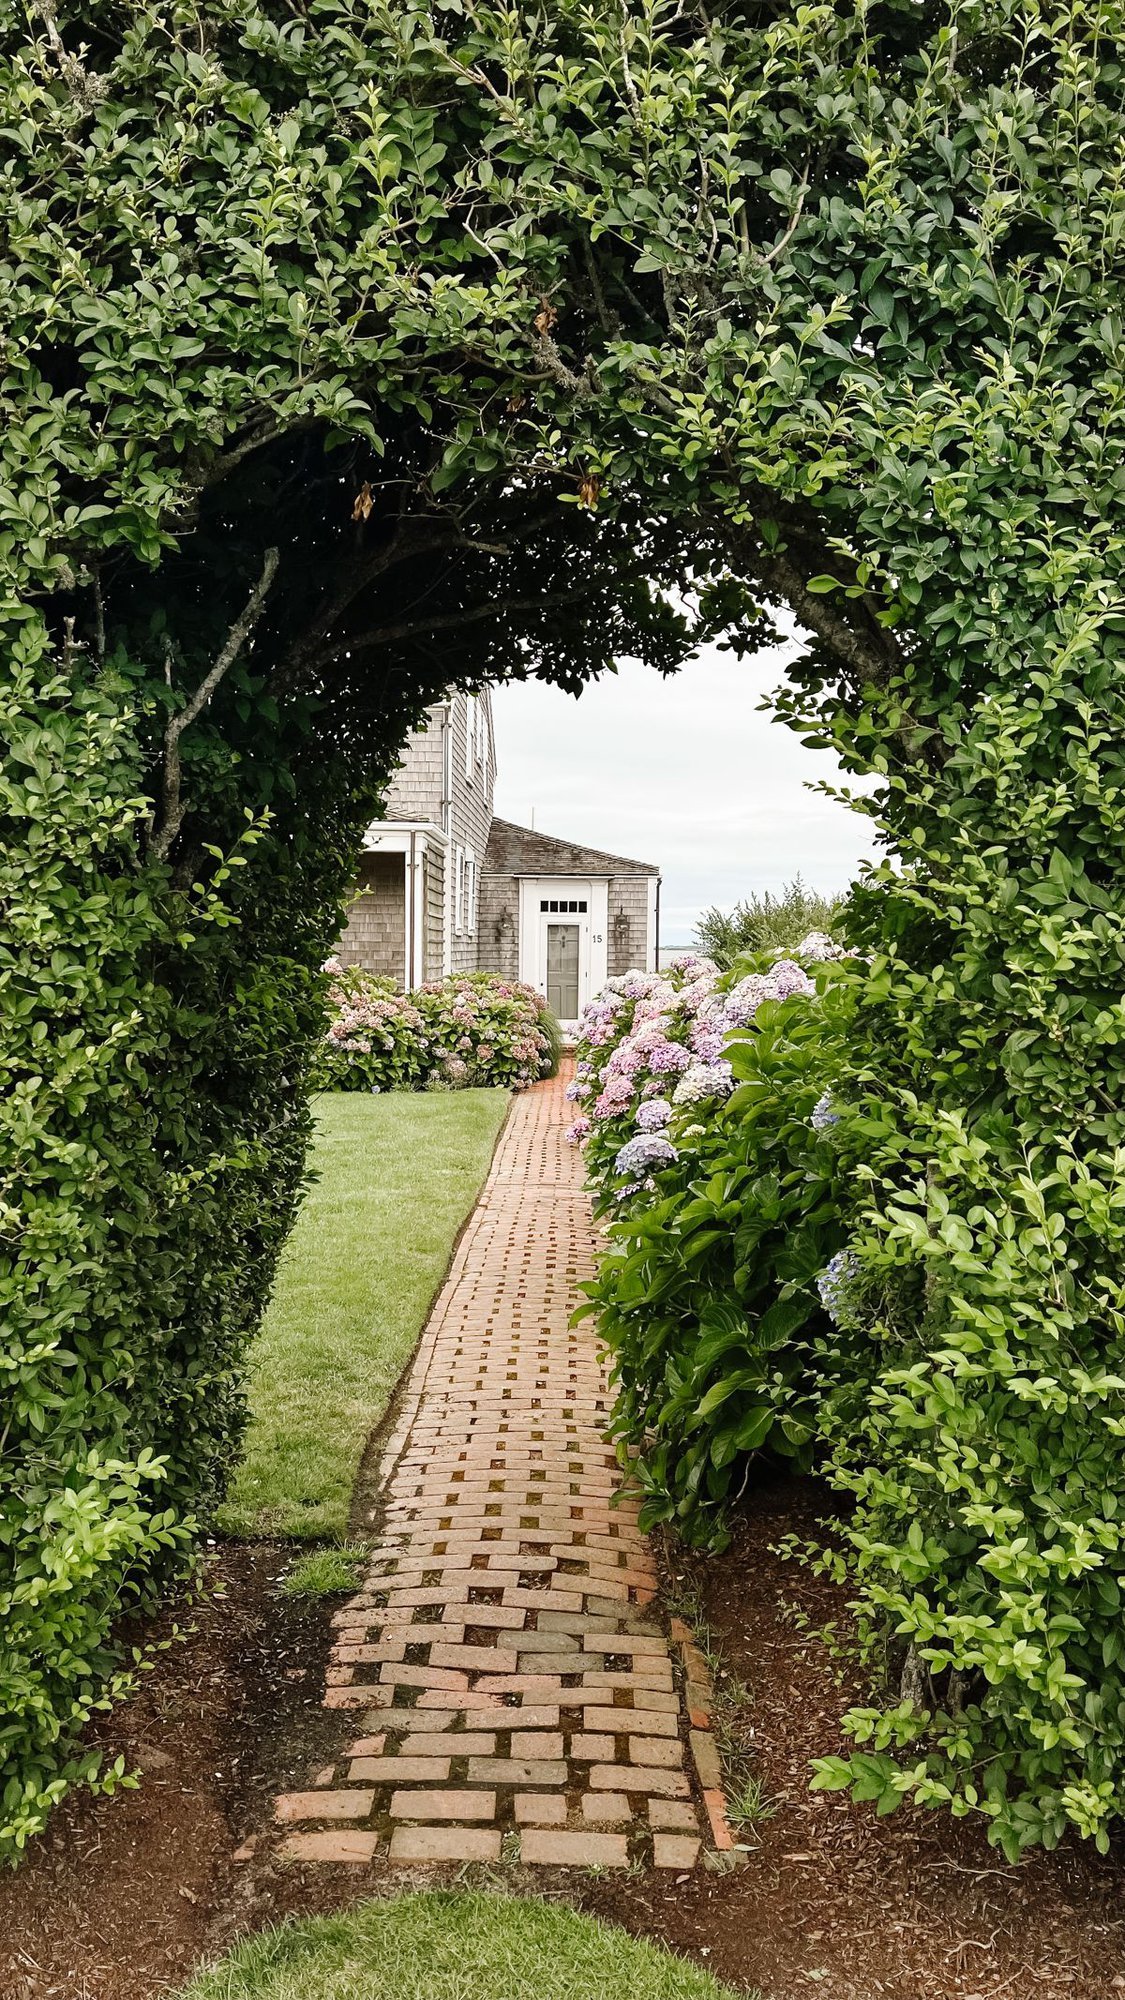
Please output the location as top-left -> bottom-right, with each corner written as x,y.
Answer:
280,1830 -> 379,1863
581,1792 -> 631,1822
589,1763 -> 689,1799
389,1788 -> 495,1821
514,1794 -> 567,1826
474,1673 -> 563,1694
580,1706 -> 678,1737
416,1688 -> 505,1710
379,1662 -> 469,1691
569,1732 -> 617,1760
274,1790 -> 374,1824
703,1787 -> 734,1851
391,1732 -> 496,1758
654,1834 -> 701,1869
521,1829 -> 629,1867
349,1756 -> 451,1782
389,1825 -> 501,1863
649,1799 -> 699,1831
629,1736 -> 681,1768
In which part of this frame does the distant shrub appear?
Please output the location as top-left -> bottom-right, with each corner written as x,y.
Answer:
312,966 -> 558,1093
695,879 -> 845,969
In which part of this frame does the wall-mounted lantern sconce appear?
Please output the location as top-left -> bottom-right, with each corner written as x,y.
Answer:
612,907 -> 631,946
495,905 -> 514,945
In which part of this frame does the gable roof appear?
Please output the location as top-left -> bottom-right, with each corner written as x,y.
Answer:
483,818 -> 659,879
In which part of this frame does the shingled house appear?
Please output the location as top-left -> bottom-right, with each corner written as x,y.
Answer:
336,688 -> 660,1031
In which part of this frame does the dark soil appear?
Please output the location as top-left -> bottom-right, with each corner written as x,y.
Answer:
0,1544 -> 342,2000
3,1489 -> 1124,2000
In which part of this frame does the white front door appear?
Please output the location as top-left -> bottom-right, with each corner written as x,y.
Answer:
518,878 -> 608,1033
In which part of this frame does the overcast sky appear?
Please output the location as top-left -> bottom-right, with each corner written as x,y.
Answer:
491,634 -> 884,944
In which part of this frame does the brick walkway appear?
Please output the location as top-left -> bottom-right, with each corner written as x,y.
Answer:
272,1065 -> 732,1870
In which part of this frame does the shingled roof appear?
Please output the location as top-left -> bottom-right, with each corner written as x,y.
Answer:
483,817 -> 659,878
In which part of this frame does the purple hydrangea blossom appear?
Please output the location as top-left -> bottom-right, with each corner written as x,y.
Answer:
565,1116 -> 592,1144
771,959 -> 815,1000
645,1038 -> 693,1076
818,1249 -> 861,1326
811,1091 -> 839,1130
636,1097 -> 673,1130
614,1133 -> 678,1177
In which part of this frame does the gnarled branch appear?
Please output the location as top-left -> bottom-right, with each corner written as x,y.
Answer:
311,589 -> 587,671
148,547 -> 279,863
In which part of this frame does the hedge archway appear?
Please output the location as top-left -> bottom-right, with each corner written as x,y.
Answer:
3,0 -> 1124,1864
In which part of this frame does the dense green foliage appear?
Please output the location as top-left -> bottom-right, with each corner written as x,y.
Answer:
4,0 -> 1125,1863
695,881 -> 844,968
0,0 -> 704,1857
311,966 -> 558,1092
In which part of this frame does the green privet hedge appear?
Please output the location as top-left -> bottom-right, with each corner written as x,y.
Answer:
0,4 -> 713,1857
4,0 -> 1125,1866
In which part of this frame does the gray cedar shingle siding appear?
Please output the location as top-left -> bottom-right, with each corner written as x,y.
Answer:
477,868 -> 520,979
336,853 -> 406,980
383,711 -> 445,824
607,874 -> 654,978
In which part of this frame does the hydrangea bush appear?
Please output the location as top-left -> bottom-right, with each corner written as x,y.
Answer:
313,964 -> 559,1094
572,940 -> 854,1541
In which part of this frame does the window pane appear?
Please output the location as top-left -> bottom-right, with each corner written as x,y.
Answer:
546,923 -> 580,1020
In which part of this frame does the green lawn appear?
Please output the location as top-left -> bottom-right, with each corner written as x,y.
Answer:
179,1893 -> 744,2000
219,1090 -> 509,1539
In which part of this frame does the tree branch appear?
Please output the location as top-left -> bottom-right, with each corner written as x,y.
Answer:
729,532 -> 900,689
272,509 -> 531,695
148,547 -> 279,863
31,0 -> 108,109
202,415 -> 323,489
311,590 -> 588,670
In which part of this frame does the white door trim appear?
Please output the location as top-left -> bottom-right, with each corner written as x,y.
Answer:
518,878 -> 608,1030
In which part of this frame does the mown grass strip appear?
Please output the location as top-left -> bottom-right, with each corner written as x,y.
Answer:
219,1090 -> 509,1540
178,1891 -> 746,2000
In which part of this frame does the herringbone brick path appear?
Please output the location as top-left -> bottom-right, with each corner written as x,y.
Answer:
272,1064 -> 732,1868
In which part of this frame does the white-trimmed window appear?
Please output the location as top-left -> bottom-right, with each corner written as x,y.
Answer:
454,843 -> 465,934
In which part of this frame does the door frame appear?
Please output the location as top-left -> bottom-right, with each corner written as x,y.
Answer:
517,877 -> 608,1030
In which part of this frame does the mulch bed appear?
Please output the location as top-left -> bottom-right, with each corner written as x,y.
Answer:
2,1489 -> 1124,2000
